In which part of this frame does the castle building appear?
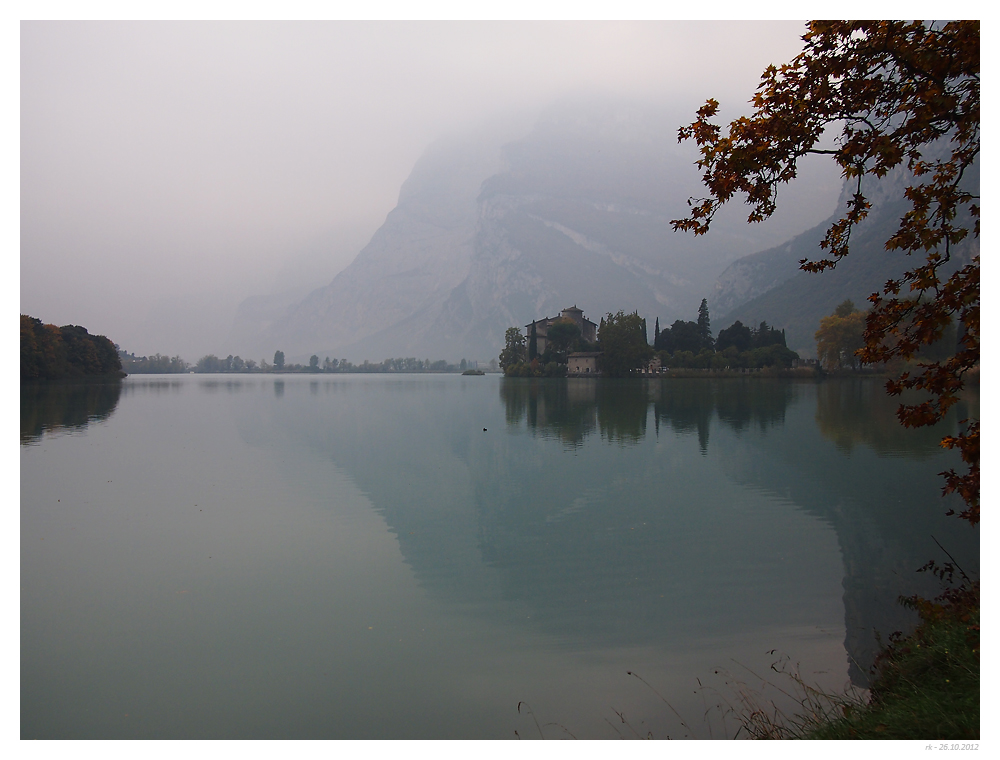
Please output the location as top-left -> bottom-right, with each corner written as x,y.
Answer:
525,306 -> 598,356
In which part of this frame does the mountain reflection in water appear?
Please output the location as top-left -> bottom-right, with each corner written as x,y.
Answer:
496,376 -> 977,685
21,374 -> 979,738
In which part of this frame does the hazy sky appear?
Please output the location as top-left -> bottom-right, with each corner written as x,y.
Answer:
21,20 -> 825,358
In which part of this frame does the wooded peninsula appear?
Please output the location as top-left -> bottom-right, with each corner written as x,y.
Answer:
21,315 -> 124,381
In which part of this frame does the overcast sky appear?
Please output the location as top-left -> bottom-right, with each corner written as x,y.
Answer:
21,20 -> 827,358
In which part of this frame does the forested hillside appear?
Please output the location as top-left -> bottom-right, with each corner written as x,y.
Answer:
21,315 -> 124,381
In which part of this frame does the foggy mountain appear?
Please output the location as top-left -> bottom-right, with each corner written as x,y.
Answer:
714,157 -> 980,357
224,125 -> 507,362
228,101 -> 843,363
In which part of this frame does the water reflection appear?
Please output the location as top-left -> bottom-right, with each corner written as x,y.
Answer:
21,380 -> 122,444
400,378 -> 977,684
264,378 -> 834,658
24,374 -> 977,685
651,379 -> 797,452
815,377 -> 972,456
595,381 -> 650,444
501,378 -> 655,446
703,380 -> 978,685
500,375 -> 976,461
713,379 -> 795,434
500,379 -> 600,446
197,379 -> 259,392
502,377 -> 799,452
120,378 -> 184,394
20,374 -> 981,739
653,380 -> 714,452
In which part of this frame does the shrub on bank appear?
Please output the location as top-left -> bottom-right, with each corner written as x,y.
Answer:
800,583 -> 979,740
504,360 -> 566,378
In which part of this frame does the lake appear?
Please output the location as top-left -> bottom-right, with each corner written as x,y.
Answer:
20,374 -> 979,739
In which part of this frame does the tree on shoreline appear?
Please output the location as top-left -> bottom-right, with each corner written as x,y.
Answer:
499,327 -> 527,372
815,300 -> 866,371
21,315 -> 123,381
598,311 -> 653,377
672,21 -> 979,523
696,299 -> 713,351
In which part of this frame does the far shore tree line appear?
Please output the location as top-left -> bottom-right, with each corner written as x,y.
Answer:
21,317 -> 496,379
118,348 -> 493,375
25,297 -> 958,383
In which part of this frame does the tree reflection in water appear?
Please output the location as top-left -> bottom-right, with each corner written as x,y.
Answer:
814,377 -> 977,458
21,380 -> 123,445
501,377 -> 801,452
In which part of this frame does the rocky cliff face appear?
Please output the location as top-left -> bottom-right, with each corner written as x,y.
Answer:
230,129 -> 502,361
713,153 -> 979,356
713,166 -> 907,319
231,101 -> 842,362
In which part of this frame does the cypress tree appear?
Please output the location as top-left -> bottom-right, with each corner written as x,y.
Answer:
697,299 -> 714,350
528,323 -> 538,360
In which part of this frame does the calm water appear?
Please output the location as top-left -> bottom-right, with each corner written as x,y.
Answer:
20,374 -> 979,739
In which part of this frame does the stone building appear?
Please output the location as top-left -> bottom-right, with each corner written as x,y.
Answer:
525,306 -> 599,356
567,352 -> 601,376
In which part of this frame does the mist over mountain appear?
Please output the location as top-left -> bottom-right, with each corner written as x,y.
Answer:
228,101 -> 842,363
225,123 -> 510,362
21,22 -> 843,362
714,157 -> 980,357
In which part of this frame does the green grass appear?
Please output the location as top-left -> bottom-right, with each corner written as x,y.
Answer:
797,585 -> 979,740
